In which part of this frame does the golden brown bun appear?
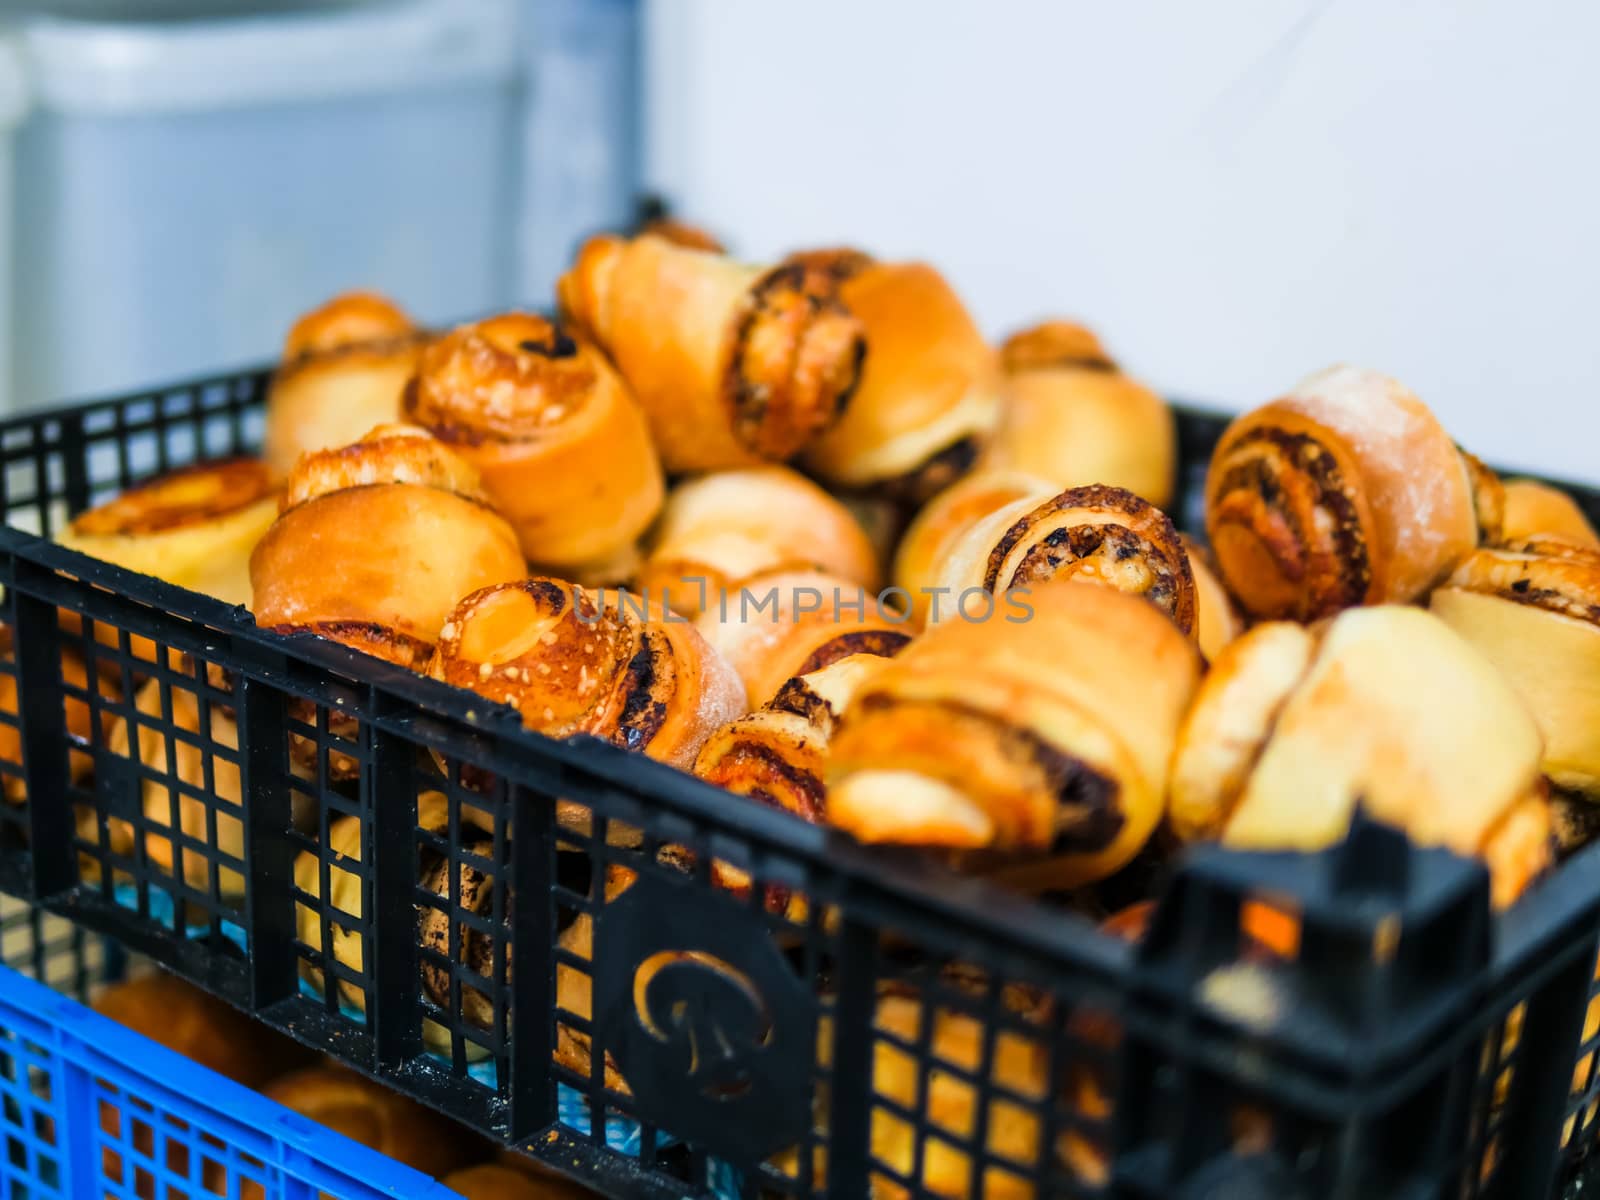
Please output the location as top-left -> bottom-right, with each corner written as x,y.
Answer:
983,320 -> 1176,508
827,581 -> 1201,889
443,1163 -> 602,1199
265,291 -> 428,478
94,972 -> 309,1087
1181,535 -> 1242,662
892,469 -> 1055,627
637,216 -> 725,253
251,425 -> 525,646
928,484 -> 1197,639
1171,605 -> 1546,908
0,641 -> 117,804
1501,479 -> 1600,547
1431,537 -> 1600,796
693,568 -> 911,707
801,259 -> 1000,500
558,234 -> 864,471
637,466 -> 880,618
262,1065 -> 475,1178
60,458 -> 279,610
429,578 -> 746,771
1205,366 -> 1478,620
403,313 -> 664,572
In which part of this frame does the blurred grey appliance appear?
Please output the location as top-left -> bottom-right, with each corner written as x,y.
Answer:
1,0 -> 642,412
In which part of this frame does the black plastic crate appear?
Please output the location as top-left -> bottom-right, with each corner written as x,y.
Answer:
1,368 -> 1600,1198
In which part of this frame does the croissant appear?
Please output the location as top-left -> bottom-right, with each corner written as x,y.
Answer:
59,458 -> 279,611
982,320 -> 1176,508
1168,606 -> 1548,908
402,313 -> 664,573
1205,366 -> 1480,621
893,469 -> 1055,627
693,568 -> 910,707
250,424 -> 525,646
1431,536 -> 1600,797
795,252 -> 1001,502
1501,479 -> 1600,547
636,466 -> 880,619
924,483 -> 1196,638
557,233 -> 864,471
827,581 -> 1201,889
264,291 -> 428,478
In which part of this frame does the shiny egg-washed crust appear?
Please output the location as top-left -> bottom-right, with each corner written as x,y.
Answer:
430,578 -> 746,770
1500,479 -> 1600,547
69,459 -> 275,537
636,465 -> 880,619
558,233 -> 863,471
281,423 -> 489,510
1205,366 -> 1478,621
280,290 -> 417,362
403,313 -> 664,569
799,259 -> 1001,498
1459,448 -> 1506,546
827,582 -> 1200,890
998,319 -> 1117,373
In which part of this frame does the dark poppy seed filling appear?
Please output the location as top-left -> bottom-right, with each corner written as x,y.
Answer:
794,629 -> 912,678
611,633 -> 674,753
877,435 -> 982,505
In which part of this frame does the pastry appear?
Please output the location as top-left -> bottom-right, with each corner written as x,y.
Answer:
1169,606 -> 1548,908
402,313 -> 664,574
694,568 -> 911,707
1181,535 -> 1241,662
795,252 -> 1001,503
1501,480 -> 1600,547
982,320 -> 1176,508
250,424 -> 525,647
892,469 -> 1055,627
1431,536 -> 1600,796
1205,366 -> 1480,620
0,637 -> 117,805
924,484 -> 1196,638
1459,449 -> 1505,546
553,865 -> 635,1094
637,214 -> 725,253
827,581 -> 1201,889
264,291 -> 428,478
637,466 -> 880,619
557,233 -> 864,471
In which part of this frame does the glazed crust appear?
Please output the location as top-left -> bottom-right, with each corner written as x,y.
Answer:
1501,479 -> 1600,547
557,234 -> 863,471
799,258 -> 1001,497
637,466 -> 880,618
826,581 -> 1200,889
266,291 -> 428,478
984,320 -> 1176,508
1205,366 -> 1478,620
403,313 -> 664,570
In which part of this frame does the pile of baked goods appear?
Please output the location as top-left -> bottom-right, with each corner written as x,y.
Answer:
20,218 -> 1600,1197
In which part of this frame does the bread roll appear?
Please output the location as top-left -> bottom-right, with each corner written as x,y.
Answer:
1169,606 -> 1548,908
1431,536 -> 1600,796
403,313 -> 664,573
264,291 -> 428,478
796,253 -> 1000,502
925,484 -> 1196,638
251,424 -> 525,647
1501,479 -> 1600,547
558,234 -> 864,471
893,469 -> 1055,627
982,320 -> 1176,508
1205,366 -> 1480,620
827,582 -> 1201,889
637,215 -> 724,253
694,568 -> 910,707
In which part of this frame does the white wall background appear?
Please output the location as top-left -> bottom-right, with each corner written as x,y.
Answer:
644,0 -> 1600,481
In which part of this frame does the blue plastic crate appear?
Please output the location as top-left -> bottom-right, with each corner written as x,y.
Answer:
0,963 -> 464,1199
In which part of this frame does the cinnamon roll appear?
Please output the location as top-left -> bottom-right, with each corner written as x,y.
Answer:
557,234 -> 864,471
1169,606 -> 1548,908
795,253 -> 1001,503
982,320 -> 1176,508
264,291 -> 429,478
402,313 -> 664,574
694,568 -> 911,707
250,424 -> 525,646
925,484 -> 1197,638
827,582 -> 1201,889
637,466 -> 880,619
893,469 -> 1055,627
1204,366 -> 1480,621
1501,480 -> 1600,547
1431,536 -> 1600,797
